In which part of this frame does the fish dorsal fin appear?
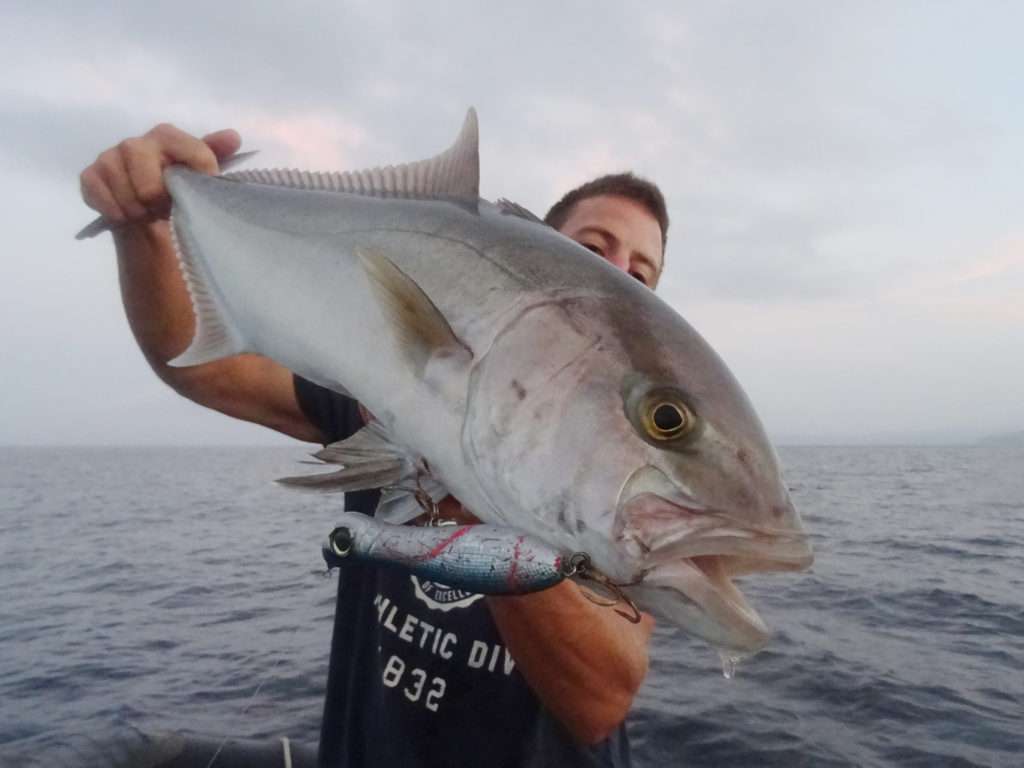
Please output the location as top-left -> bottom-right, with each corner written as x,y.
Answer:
277,420 -> 448,524
225,108 -> 480,204
358,247 -> 472,371
496,198 -> 545,225
219,150 -> 260,172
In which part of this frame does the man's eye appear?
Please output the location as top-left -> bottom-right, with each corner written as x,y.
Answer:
630,270 -> 649,286
583,243 -> 604,257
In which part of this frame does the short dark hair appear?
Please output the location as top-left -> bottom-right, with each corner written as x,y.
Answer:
543,172 -> 669,249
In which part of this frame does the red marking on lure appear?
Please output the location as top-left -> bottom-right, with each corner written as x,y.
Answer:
506,535 -> 524,589
422,525 -> 472,560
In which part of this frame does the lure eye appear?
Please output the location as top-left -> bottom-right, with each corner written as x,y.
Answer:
643,399 -> 696,441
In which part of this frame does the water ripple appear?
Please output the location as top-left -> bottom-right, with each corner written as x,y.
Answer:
2,445 -> 1023,766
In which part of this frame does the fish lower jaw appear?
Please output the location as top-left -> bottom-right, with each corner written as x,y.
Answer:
689,555 -> 766,629
641,556 -> 771,653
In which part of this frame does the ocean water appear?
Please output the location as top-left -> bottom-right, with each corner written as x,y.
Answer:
1,444 -> 1021,766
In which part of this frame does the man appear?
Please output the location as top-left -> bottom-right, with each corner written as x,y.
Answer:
79,121 -> 668,767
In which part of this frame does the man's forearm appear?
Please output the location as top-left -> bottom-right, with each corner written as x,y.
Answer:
82,123 -> 238,379
435,496 -> 653,744
82,124 -> 322,443
487,582 -> 654,744
115,220 -> 195,374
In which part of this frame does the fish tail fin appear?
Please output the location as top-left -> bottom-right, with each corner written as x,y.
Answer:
167,205 -> 248,367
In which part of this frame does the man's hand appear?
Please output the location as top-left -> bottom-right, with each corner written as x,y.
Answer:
79,124 -> 240,228
84,121 -> 318,443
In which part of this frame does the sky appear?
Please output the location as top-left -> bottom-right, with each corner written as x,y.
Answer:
1,1 -> 1021,446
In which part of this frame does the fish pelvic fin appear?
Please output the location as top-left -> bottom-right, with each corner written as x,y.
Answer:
277,457 -> 405,492
166,207 -> 248,367
277,420 -> 448,525
358,247 -> 472,373
223,108 -> 479,205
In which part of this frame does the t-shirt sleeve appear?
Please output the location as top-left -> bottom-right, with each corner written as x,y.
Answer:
292,375 -> 363,445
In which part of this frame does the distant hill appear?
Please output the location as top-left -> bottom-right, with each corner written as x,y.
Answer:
978,430 -> 1024,447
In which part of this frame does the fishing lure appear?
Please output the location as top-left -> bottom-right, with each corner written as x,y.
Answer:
323,511 -> 571,594
322,511 -> 643,622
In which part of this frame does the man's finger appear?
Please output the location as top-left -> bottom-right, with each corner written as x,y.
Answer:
100,150 -> 148,221
80,166 -> 126,223
123,136 -> 169,214
202,129 -> 243,165
147,123 -> 220,175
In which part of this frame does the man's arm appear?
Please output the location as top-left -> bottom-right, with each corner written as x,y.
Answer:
81,124 -> 323,443
439,499 -> 653,745
489,585 -> 654,745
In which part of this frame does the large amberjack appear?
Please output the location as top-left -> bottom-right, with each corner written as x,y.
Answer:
159,109 -> 812,654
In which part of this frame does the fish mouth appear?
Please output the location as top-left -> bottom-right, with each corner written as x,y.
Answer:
616,468 -> 813,652
634,556 -> 771,652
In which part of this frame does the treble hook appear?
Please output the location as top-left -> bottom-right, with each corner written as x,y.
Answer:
398,464 -> 441,526
565,553 -> 643,624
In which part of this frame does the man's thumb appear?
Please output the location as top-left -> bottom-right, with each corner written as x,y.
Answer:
202,129 -> 242,162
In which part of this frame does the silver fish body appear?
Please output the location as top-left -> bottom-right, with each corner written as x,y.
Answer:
161,109 -> 813,654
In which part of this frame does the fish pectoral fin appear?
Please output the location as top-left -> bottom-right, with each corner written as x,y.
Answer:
223,108 -> 479,205
359,247 -> 472,372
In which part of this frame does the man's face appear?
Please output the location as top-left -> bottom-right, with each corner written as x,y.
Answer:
556,194 -> 665,289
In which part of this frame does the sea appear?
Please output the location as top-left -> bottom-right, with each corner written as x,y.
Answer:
1,444 -> 1021,767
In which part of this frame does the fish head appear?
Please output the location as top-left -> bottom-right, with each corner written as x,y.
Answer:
465,276 -> 812,654
564,276 -> 814,653
613,364 -> 813,653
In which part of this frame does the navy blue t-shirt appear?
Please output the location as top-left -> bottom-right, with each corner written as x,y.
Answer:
293,377 -> 632,768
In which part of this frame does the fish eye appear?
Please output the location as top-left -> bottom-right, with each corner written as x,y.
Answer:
644,399 -> 695,441
622,375 -> 702,449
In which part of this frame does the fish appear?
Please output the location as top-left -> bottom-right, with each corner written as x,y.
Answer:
110,108 -> 813,655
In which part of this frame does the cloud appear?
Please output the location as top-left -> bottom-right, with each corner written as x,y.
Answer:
2,2 -> 1023,443
948,238 -> 1024,286
876,235 -> 1024,326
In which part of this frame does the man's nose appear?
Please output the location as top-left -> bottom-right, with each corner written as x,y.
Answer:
603,248 -> 630,273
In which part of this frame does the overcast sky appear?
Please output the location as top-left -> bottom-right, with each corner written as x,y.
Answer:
1,2 -> 1021,446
